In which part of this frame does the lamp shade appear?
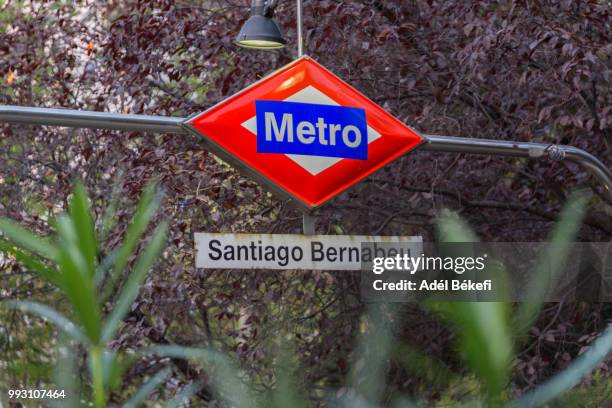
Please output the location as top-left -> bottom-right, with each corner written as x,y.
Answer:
235,14 -> 286,49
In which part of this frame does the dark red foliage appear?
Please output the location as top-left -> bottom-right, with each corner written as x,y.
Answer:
1,0 -> 610,404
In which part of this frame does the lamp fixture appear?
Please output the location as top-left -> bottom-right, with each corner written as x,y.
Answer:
235,0 -> 287,50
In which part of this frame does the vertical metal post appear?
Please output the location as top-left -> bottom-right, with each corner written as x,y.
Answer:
296,0 -> 310,232
302,212 -> 316,235
296,0 -> 304,57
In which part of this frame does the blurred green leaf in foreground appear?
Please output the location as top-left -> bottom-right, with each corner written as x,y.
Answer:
0,181 -> 190,407
1,187 -> 610,407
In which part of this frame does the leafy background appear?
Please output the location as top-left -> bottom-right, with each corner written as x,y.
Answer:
0,0 -> 610,406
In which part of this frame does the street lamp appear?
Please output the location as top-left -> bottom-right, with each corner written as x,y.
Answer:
235,0 -> 304,57
235,0 -> 287,50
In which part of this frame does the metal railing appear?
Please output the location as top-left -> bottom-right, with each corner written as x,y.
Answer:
1,105 -> 610,201
421,134 -> 612,198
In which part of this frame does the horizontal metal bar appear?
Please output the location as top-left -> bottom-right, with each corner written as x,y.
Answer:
422,134 -> 612,199
0,106 -> 609,200
0,105 -> 185,133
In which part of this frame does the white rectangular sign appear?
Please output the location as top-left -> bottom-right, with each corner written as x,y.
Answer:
195,233 -> 422,270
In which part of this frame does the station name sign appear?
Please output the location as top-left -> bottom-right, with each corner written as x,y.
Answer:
195,233 -> 422,270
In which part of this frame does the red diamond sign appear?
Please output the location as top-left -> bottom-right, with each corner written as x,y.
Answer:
184,56 -> 425,209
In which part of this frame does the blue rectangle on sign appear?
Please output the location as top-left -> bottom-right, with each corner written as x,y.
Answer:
256,100 -> 368,160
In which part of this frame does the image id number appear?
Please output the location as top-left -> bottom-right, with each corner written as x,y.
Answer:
8,389 -> 66,399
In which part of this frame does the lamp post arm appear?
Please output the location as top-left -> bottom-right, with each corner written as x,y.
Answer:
0,105 -> 610,200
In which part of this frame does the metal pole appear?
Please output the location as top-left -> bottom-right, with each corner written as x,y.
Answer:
302,212 -> 316,234
0,105 -> 184,133
296,0 -> 304,57
295,0 -> 308,229
1,105 -> 610,201
422,134 -> 612,199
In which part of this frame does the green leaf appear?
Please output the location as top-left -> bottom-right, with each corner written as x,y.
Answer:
123,367 -> 172,408
349,306 -> 395,404
89,346 -> 106,408
269,341 -> 307,408
392,342 -> 456,389
514,192 -> 588,335
435,210 -> 479,243
98,173 -> 123,243
1,300 -> 88,344
69,182 -> 97,278
56,215 -> 102,344
433,211 -> 512,398
390,396 -> 426,408
102,182 -> 161,302
509,326 -> 612,408
52,334 -> 81,408
0,238 -> 61,286
101,350 -> 129,392
94,248 -> 118,288
102,221 -> 168,342
0,218 -> 58,261
335,393 -> 383,408
429,301 -> 512,397
143,345 -> 255,408
163,382 -> 202,408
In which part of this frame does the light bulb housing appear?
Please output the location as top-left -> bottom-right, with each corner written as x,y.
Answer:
235,0 -> 287,50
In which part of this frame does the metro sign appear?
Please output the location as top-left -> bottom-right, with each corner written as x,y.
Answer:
184,56 -> 424,209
